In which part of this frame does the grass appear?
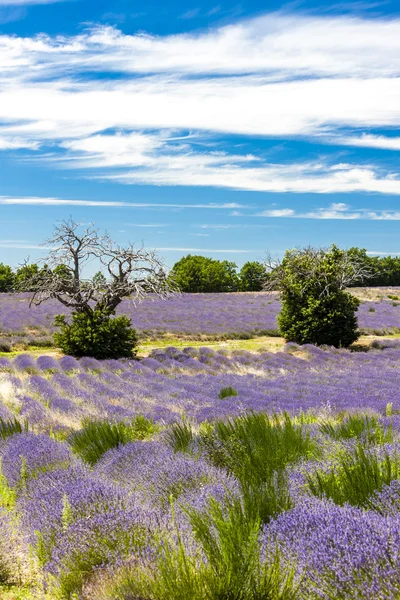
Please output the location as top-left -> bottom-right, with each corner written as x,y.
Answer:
202,411 -> 318,480
0,417 -> 28,441
165,419 -> 194,453
218,386 -> 239,399
68,416 -> 158,465
0,585 -> 34,600
319,414 -> 393,445
109,495 -> 298,600
307,444 -> 400,508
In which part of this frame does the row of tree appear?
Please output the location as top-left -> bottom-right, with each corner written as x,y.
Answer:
3,248 -> 400,295
170,250 -> 400,293
169,255 -> 267,293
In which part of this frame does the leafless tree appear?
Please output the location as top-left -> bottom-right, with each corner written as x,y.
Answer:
17,219 -> 175,313
263,245 -> 374,297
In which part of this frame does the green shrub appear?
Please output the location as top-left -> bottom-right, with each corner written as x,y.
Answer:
307,444 -> 400,508
68,416 -> 157,465
276,245 -> 361,348
218,386 -> 238,399
0,417 -> 28,441
200,412 -> 315,523
165,419 -> 194,453
368,307 -> 376,313
202,411 -> 317,482
54,310 -> 138,359
111,496 -> 298,600
319,414 -> 392,445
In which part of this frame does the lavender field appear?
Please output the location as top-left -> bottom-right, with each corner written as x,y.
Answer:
1,343 -> 400,598
1,289 -> 400,348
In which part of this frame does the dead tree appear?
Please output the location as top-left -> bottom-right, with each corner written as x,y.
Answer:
17,219 -> 174,314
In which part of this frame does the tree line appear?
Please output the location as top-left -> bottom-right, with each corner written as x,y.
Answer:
169,249 -> 400,293
2,247 -> 399,295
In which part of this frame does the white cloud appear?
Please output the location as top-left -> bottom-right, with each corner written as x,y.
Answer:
333,134 -> 400,150
1,12 -> 400,194
367,251 -> 400,256
258,203 -> 400,220
0,196 -> 245,209
3,14 -> 400,78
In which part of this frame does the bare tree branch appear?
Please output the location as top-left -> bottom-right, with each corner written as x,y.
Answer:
263,246 -> 374,297
15,218 -> 176,314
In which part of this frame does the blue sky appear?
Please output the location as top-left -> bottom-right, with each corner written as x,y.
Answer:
1,0 -> 400,270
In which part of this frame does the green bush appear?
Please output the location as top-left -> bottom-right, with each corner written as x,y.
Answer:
0,417 -> 28,440
68,416 -> 157,465
218,386 -> 238,399
307,444 -> 400,508
277,245 -> 361,348
54,310 -> 138,359
319,414 -> 392,445
165,419 -> 194,453
111,495 -> 298,600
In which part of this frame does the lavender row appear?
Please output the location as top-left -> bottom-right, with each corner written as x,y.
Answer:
1,292 -> 400,342
1,343 -> 400,431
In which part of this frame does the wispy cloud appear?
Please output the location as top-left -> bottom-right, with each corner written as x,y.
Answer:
180,8 -> 200,19
1,12 -> 400,194
333,134 -> 400,151
0,196 -> 245,209
125,223 -> 168,228
258,202 -> 400,220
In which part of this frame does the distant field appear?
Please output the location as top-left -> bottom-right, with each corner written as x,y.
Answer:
1,289 -> 400,349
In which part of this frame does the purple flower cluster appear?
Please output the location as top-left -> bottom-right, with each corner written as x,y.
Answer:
95,440 -> 233,508
0,432 -> 73,487
264,497 -> 400,599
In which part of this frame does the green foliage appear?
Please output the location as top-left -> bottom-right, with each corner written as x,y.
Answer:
307,444 -> 400,508
14,264 -> 40,291
112,496 -> 298,600
55,521 -> 149,599
200,411 -> 315,522
68,416 -> 157,465
170,255 -> 239,293
319,414 -> 392,445
0,417 -> 28,441
218,386 -> 239,399
165,419 -> 194,453
0,264 -> 14,293
202,411 -> 317,480
54,310 -> 138,359
239,261 -> 267,292
277,245 -> 361,347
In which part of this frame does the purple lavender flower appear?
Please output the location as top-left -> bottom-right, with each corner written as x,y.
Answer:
1,432 -> 73,487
